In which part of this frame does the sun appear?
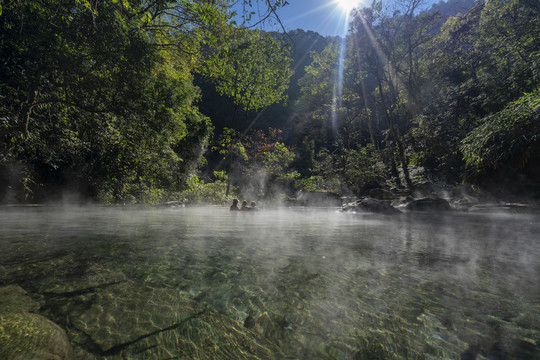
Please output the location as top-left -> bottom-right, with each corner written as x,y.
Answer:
335,0 -> 360,12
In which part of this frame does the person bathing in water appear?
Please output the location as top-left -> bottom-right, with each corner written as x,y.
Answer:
241,200 -> 250,210
230,199 -> 258,211
230,199 -> 240,211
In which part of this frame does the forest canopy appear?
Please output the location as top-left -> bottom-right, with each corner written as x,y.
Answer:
1,0 -> 539,204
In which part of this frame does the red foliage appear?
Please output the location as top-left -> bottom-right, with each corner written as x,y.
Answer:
243,128 -> 284,163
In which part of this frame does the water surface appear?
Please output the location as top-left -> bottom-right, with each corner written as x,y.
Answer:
1,206 -> 539,359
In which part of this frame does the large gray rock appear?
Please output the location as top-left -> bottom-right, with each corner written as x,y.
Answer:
405,197 -> 452,212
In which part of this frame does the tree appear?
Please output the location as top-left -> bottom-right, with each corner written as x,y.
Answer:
203,28 -> 293,195
296,41 -> 341,149
348,0 -> 443,188
204,28 -> 293,124
0,0 -> 221,202
416,0 -> 540,183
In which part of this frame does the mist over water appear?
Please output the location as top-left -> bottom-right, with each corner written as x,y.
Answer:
1,206 -> 539,359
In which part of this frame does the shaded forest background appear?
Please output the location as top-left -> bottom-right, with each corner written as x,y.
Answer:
1,0 -> 539,204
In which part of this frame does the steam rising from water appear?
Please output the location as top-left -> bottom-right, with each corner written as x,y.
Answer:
1,206 -> 539,359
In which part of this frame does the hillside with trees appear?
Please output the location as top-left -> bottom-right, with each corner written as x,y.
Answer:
0,0 -> 539,205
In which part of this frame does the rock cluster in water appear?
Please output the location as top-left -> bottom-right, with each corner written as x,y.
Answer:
337,181 -> 539,214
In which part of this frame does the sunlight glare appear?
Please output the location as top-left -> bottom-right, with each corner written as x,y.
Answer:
335,0 -> 359,12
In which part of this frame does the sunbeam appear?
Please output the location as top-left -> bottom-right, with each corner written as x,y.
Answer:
331,10 -> 350,139
355,9 -> 407,100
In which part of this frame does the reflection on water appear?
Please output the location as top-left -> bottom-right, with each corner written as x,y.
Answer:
0,206 -> 539,359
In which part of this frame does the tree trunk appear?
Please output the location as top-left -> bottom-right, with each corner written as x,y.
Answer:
390,153 -> 401,187
18,71 -> 42,136
225,103 -> 240,197
375,73 -> 412,188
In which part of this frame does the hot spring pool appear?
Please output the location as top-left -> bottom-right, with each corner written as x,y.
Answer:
0,206 -> 539,359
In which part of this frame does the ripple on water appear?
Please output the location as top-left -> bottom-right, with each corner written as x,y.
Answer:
0,206 -> 539,359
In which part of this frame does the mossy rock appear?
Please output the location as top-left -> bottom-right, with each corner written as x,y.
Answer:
0,312 -> 72,360
0,285 -> 40,314
0,285 -> 73,359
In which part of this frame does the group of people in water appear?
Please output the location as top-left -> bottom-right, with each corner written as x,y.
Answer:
230,199 -> 258,211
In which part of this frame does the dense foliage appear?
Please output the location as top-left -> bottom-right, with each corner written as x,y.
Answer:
1,0 -> 539,203
0,0 -> 289,203
0,0 -> 220,202
283,0 -> 540,198
461,88 -> 540,184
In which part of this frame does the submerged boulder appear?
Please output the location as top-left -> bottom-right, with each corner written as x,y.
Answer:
341,198 -> 402,215
0,285 -> 40,314
0,285 -> 73,360
249,312 -> 281,341
0,312 -> 73,360
405,197 -> 452,212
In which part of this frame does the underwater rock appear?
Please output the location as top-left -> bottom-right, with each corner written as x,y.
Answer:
67,281 -> 282,359
341,198 -> 402,215
0,285 -> 73,360
0,312 -> 73,360
405,197 -> 452,212
251,312 -> 281,341
0,285 -> 40,314
40,264 -> 128,297
243,314 -> 255,328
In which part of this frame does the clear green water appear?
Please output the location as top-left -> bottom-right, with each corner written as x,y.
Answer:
0,206 -> 539,359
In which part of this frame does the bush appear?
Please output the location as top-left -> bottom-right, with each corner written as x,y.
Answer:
179,171 -> 236,205
301,176 -> 341,193
461,88 -> 540,181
